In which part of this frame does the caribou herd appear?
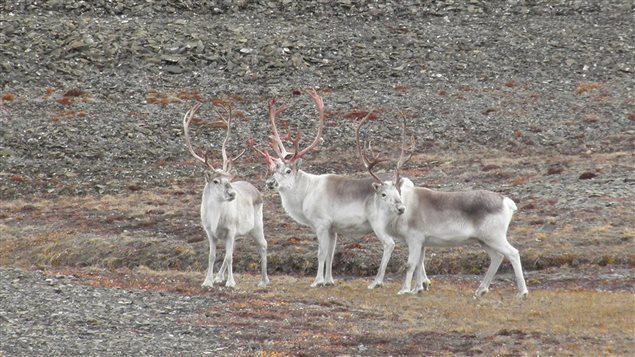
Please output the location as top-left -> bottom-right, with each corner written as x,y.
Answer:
182,89 -> 529,299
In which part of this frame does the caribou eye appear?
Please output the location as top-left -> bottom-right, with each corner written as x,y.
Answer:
285,168 -> 292,174
212,179 -> 220,184
381,193 -> 387,197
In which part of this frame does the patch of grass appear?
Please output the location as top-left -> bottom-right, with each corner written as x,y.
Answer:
2,92 -> 15,101
146,90 -> 181,107
511,175 -> 529,186
535,232 -> 548,241
54,268 -> 635,355
589,224 -> 612,235
0,226 -> 202,271
2,154 -> 633,277
51,110 -> 87,122
249,275 -> 634,342
597,255 -> 615,266
343,110 -> 379,121
575,82 -> 603,95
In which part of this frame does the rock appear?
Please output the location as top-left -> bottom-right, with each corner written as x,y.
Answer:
164,65 -> 184,74
547,165 -> 564,175
579,172 -> 598,180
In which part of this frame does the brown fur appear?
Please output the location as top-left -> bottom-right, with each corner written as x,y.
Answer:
324,175 -> 375,203
409,188 -> 504,227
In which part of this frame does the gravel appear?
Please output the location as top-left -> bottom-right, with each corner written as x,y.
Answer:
2,0 -> 633,201
0,268 -> 234,355
0,2 -> 633,353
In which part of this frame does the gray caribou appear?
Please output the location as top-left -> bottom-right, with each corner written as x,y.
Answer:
183,102 -> 269,288
356,116 -> 528,298
251,90 -> 405,288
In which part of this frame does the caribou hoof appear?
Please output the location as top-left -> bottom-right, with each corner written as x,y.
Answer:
201,280 -> 214,288
257,277 -> 270,288
225,280 -> 236,288
516,291 -> 529,300
473,287 -> 489,299
397,288 -> 413,295
368,281 -> 382,290
310,279 -> 325,288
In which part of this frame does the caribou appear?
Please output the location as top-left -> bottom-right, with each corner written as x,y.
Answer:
183,102 -> 269,288
251,90 -> 405,288
356,115 -> 529,299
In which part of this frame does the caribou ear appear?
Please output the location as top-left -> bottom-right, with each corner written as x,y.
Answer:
399,177 -> 414,190
372,182 -> 382,192
204,171 -> 213,183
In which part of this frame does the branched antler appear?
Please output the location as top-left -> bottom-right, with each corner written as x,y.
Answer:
268,98 -> 291,159
183,103 -> 215,169
394,111 -> 416,188
356,110 -> 416,185
355,111 -> 386,183
182,101 -> 247,175
267,89 -> 326,164
248,137 -> 276,174
212,102 -> 246,173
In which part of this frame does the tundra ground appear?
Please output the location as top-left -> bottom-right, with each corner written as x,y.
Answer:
1,0 -> 633,355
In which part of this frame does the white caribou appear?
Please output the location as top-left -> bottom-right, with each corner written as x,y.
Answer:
251,90 -> 405,288
356,116 -> 528,299
183,103 -> 269,288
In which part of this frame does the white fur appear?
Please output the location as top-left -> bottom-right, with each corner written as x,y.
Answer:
200,178 -> 269,288
376,179 -> 528,299
268,163 -> 405,288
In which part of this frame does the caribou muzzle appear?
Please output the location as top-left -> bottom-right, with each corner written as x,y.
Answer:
266,178 -> 278,190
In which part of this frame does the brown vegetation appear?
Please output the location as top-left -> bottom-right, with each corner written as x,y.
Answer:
38,267 -> 635,355
1,150 -> 633,276
575,82 -> 603,95
2,92 -> 15,101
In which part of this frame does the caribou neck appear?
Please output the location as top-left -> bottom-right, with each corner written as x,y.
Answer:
201,183 -> 225,229
368,194 -> 404,237
279,169 -> 315,196
277,169 -> 319,226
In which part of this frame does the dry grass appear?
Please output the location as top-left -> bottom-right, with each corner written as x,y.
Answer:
2,149 -> 633,277
1,172 -> 633,274
146,89 -> 205,107
575,82 -> 603,95
281,279 -> 631,337
2,92 -> 15,101
45,267 -> 635,355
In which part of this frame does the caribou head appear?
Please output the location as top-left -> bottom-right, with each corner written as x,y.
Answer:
355,112 -> 415,216
183,102 -> 246,202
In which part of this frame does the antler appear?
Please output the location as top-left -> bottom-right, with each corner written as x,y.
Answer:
268,98 -> 291,159
394,112 -> 416,187
183,103 -> 215,170
248,137 -> 276,174
355,111 -> 386,183
288,89 -> 325,163
213,103 -> 247,173
182,102 -> 247,174
267,89 -> 326,164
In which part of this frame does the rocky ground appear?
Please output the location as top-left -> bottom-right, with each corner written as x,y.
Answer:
1,266 -> 633,356
1,0 -> 634,355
